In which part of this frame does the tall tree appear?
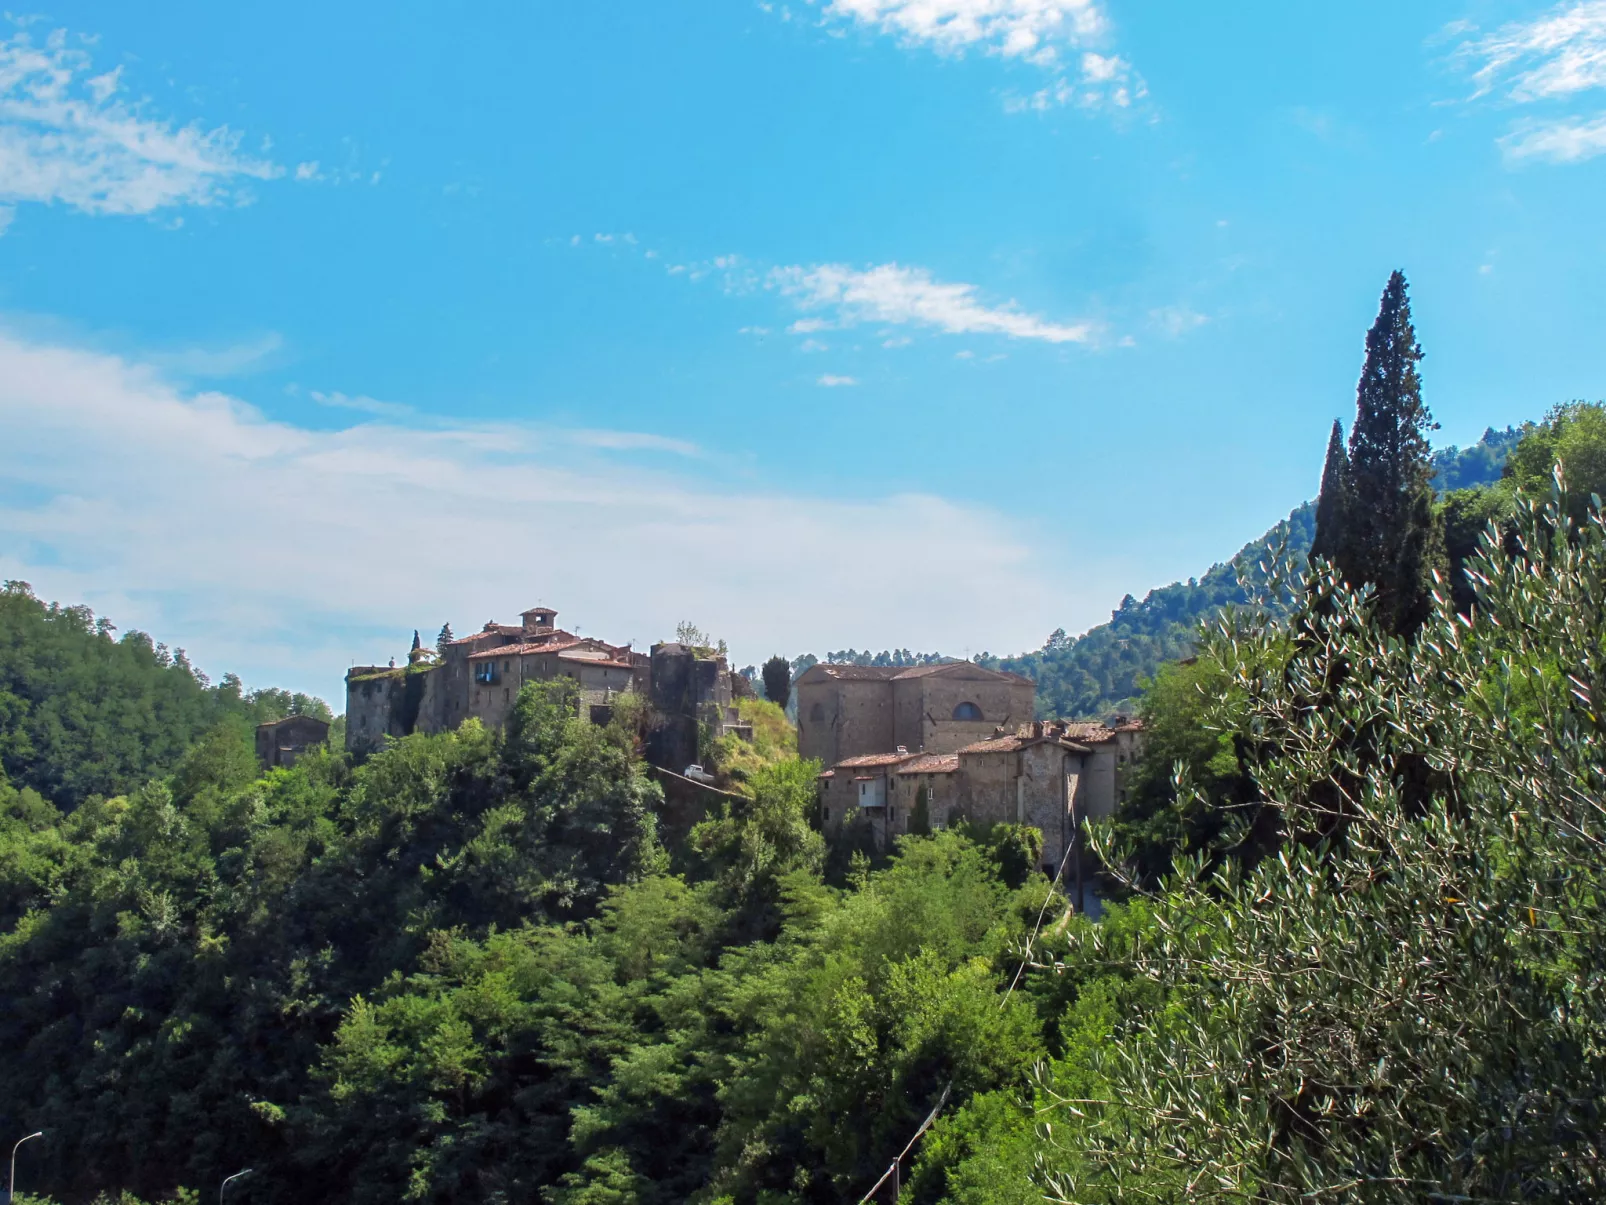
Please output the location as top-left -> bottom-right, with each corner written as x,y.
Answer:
1309,419 -> 1348,566
1333,271 -> 1443,636
436,623 -> 454,653
761,655 -> 791,708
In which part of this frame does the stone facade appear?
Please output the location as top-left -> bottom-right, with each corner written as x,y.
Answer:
818,718 -> 1144,880
344,606 -> 743,772
794,661 -> 1035,767
644,642 -> 735,772
255,714 -> 330,770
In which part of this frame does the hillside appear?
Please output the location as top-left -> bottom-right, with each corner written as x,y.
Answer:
0,582 -> 330,809
978,425 -> 1525,718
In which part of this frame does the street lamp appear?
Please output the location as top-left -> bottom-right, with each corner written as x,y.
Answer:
9,1131 -> 43,1205
219,1168 -> 253,1204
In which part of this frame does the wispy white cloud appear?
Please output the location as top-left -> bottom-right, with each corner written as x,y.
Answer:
310,389 -> 415,419
151,333 -> 284,378
0,331 -> 1070,700
0,27 -> 281,215
810,0 -> 1143,109
1460,1 -> 1606,100
1149,305 -> 1208,337
1500,112 -> 1606,161
771,261 -> 1097,344
564,429 -> 701,457
1454,2 -> 1606,163
817,373 -> 858,386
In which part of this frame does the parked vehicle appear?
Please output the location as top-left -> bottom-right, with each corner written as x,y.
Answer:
683,764 -> 715,784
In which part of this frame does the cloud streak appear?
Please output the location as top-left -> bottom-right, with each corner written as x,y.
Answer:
1461,1 -> 1606,100
0,331 -> 1070,701
771,261 -> 1097,344
1501,112 -> 1606,161
0,28 -> 281,215
810,0 -> 1142,109
1455,2 -> 1606,163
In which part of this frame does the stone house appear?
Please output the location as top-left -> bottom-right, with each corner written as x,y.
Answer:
344,605 -> 743,771
818,718 -> 1144,880
255,714 -> 330,770
795,661 -> 1035,767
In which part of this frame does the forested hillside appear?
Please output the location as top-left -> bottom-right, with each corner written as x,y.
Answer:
976,425 -> 1525,718
0,582 -> 330,809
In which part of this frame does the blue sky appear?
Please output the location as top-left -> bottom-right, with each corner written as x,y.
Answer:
1,0 -> 1603,705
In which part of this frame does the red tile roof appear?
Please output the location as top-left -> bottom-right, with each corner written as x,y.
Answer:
957,736 -> 1028,754
958,732 -> 1095,755
833,751 -> 921,769
469,636 -> 631,662
895,753 -> 959,775
469,638 -> 582,659
448,629 -> 505,646
1056,722 -> 1122,744
797,661 -> 1033,685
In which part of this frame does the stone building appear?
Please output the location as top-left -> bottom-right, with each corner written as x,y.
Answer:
644,641 -> 737,772
794,661 -> 1035,767
255,714 -> 330,770
344,605 -> 743,771
818,718 -> 1143,880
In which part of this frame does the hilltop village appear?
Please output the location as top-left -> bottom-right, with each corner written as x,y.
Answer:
340,602 -> 1142,874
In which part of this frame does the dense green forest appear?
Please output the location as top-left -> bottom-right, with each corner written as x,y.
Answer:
0,583 -> 331,810
7,277 -> 1606,1203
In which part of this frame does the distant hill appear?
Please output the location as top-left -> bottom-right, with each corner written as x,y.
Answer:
973,425 -> 1527,718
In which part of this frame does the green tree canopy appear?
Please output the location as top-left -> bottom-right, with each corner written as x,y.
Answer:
760,654 -> 791,708
1313,270 -> 1444,636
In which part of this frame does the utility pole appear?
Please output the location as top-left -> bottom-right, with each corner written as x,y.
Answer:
9,1131 -> 42,1205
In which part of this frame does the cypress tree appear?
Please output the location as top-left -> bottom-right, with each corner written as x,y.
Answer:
761,655 -> 791,708
1333,271 -> 1443,636
1309,419 -> 1348,567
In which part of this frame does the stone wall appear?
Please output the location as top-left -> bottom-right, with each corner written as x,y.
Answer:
907,672 -> 1035,754
255,715 -> 330,770
796,677 -> 896,767
795,663 -> 1036,767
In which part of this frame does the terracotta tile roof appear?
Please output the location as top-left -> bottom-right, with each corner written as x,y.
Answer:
469,638 -> 583,659
818,768 -> 837,779
958,732 -> 1095,755
895,753 -> 959,775
796,661 -> 1033,685
1056,722 -> 1122,744
799,664 -> 904,682
957,736 -> 1028,754
833,751 -> 920,769
891,662 -> 1033,684
448,630 -> 505,646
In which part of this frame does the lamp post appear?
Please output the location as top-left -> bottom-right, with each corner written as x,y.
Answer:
9,1131 -> 42,1205
219,1168 -> 253,1204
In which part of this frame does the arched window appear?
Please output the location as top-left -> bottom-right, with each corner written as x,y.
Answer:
952,701 -> 983,721
809,702 -> 826,722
